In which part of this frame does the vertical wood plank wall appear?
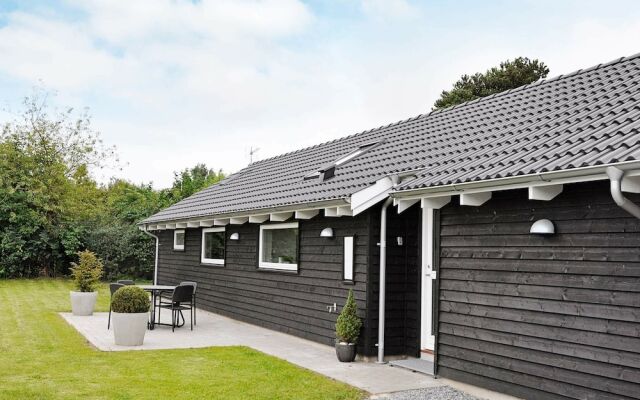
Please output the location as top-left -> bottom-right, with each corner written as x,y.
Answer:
156,212 -> 370,351
437,181 -> 640,400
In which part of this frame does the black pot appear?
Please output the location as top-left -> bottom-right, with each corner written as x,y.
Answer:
335,341 -> 357,362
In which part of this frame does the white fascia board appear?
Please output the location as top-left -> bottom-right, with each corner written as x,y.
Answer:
187,221 -> 200,228
230,216 -> 249,224
165,223 -> 176,229
421,196 -> 451,209
213,218 -> 229,226
395,198 -> 420,213
200,220 -> 215,227
460,192 -> 492,206
249,214 -> 270,223
175,222 -> 188,228
156,224 -> 167,230
148,224 -> 158,230
393,161 -> 640,200
270,212 -> 293,221
528,184 -> 563,201
295,209 -> 319,219
350,177 -> 394,216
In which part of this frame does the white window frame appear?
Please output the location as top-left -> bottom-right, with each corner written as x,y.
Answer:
201,227 -> 225,265
259,222 -> 299,271
173,229 -> 185,251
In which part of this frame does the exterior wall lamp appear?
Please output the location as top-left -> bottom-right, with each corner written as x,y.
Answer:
530,219 -> 555,235
320,227 -> 334,238
229,232 -> 240,240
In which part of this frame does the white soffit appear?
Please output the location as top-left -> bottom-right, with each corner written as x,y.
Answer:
175,222 -> 187,228
622,176 -> 640,193
337,206 -> 353,216
395,198 -> 419,213
213,218 -> 229,226
230,216 -> 249,224
165,223 -> 177,229
200,220 -> 215,227
421,196 -> 452,209
249,214 -> 270,223
528,184 -> 563,201
295,209 -> 319,219
187,221 -> 200,228
324,207 -> 339,217
270,212 -> 293,221
460,192 -> 492,206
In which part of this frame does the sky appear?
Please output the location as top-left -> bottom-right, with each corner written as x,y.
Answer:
1,0 -> 639,188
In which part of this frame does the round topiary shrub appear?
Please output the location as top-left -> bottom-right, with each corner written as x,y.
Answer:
111,286 -> 150,313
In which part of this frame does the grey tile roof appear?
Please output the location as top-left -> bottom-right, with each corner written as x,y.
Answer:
143,53 -> 640,224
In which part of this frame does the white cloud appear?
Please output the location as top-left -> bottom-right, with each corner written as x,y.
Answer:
0,1 -> 639,188
360,0 -> 416,19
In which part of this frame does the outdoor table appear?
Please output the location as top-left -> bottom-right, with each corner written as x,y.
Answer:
138,284 -> 175,330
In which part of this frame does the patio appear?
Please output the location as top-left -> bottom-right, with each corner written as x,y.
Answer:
62,308 -> 443,395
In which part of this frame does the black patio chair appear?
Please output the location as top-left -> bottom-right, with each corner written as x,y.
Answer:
179,281 -> 197,325
107,283 -> 125,329
158,284 -> 195,332
157,281 -> 198,325
117,279 -> 135,285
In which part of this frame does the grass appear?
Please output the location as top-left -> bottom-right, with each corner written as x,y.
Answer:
0,279 -> 364,400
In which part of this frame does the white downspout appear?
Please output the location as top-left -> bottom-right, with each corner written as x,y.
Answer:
377,175 -> 400,364
142,226 -> 160,284
606,167 -> 640,219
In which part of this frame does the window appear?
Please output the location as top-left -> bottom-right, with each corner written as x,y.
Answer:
201,227 -> 225,265
259,222 -> 299,271
343,236 -> 354,282
173,230 -> 185,251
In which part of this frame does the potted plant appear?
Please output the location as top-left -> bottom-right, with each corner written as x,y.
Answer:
335,289 -> 362,362
69,250 -> 103,316
111,286 -> 150,346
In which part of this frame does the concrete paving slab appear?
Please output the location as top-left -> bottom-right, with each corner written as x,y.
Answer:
61,310 -> 443,394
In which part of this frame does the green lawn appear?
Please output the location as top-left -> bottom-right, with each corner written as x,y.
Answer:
0,279 -> 363,400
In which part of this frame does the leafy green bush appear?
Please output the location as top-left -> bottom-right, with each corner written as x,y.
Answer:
111,286 -> 150,313
336,289 -> 362,343
69,250 -> 103,292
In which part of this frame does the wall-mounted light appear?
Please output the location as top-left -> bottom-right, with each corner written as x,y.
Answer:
530,219 -> 555,235
229,232 -> 240,241
320,227 -> 334,238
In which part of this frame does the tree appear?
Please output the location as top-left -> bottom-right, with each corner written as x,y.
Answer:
0,92 -> 108,277
433,57 -> 550,110
168,163 -> 225,201
0,89 -> 226,279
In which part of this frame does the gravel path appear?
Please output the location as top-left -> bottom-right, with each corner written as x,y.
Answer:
370,386 -> 481,400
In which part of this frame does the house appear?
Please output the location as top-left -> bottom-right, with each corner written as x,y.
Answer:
141,54 -> 640,400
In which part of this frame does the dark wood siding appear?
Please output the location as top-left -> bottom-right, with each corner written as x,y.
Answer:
367,203 -> 421,357
156,212 -> 370,350
437,181 -> 640,400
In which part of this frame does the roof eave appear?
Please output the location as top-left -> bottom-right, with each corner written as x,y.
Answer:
392,160 -> 640,200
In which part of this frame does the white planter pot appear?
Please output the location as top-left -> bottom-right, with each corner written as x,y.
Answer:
112,312 -> 148,346
70,291 -> 98,316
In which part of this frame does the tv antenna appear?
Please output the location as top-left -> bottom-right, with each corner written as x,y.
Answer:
249,146 -> 260,164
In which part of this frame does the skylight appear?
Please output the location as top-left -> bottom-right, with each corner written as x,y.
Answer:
304,141 -> 381,182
